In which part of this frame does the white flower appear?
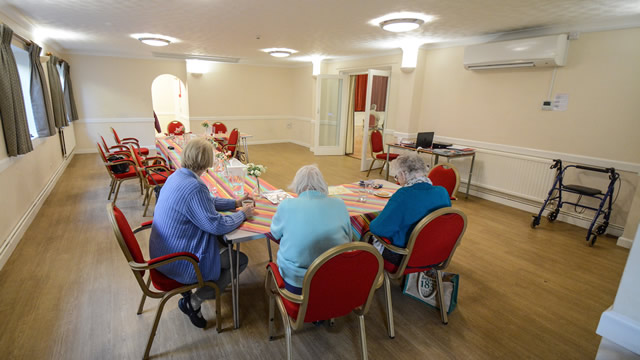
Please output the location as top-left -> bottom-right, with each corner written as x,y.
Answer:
254,170 -> 261,177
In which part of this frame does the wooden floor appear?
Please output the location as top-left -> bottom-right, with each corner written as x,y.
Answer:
0,143 -> 630,359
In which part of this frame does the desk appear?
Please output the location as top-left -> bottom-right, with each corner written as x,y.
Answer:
214,132 -> 253,163
385,143 -> 476,199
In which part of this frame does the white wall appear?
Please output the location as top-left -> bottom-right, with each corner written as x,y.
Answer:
68,54 -> 187,152
152,74 -> 190,134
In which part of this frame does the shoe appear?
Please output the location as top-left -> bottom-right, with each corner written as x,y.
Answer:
178,293 -> 207,329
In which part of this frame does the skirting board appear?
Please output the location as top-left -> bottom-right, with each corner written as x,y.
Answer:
597,307 -> 640,356
464,182 -> 625,239
0,151 -> 76,271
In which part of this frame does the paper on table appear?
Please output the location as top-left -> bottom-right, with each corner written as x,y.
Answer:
328,186 -> 354,196
262,189 -> 293,204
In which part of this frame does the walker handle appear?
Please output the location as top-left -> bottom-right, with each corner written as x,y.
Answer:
575,165 -> 610,174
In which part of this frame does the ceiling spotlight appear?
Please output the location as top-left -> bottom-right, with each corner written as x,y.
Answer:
262,48 -> 298,58
269,50 -> 292,57
138,37 -> 171,46
380,18 -> 424,32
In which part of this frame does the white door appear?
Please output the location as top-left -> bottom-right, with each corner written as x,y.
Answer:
314,75 -> 348,155
360,69 -> 391,171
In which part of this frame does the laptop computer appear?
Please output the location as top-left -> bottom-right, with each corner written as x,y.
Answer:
404,132 -> 434,149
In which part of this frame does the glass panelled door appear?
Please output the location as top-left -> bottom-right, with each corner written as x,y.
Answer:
315,75 -> 347,155
360,69 -> 391,171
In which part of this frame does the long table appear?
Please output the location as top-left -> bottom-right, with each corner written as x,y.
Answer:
385,143 -> 476,199
155,137 -> 396,328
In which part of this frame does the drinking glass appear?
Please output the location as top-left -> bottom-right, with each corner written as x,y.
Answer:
358,182 -> 367,202
229,175 -> 244,196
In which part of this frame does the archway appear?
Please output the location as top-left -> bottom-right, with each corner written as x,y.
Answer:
151,74 -> 189,135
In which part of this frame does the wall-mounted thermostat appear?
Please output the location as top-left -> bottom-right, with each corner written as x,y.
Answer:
542,100 -> 553,111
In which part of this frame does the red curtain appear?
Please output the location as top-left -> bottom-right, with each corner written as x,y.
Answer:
354,74 -> 387,112
354,74 -> 367,111
371,76 -> 388,112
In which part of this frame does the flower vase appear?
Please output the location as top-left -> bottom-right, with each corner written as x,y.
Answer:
253,176 -> 262,197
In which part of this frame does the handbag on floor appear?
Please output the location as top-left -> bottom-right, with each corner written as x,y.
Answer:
402,269 -> 459,314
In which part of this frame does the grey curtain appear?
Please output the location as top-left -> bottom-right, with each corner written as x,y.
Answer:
61,61 -> 78,122
28,43 -> 56,137
47,55 -> 68,128
0,24 -> 33,156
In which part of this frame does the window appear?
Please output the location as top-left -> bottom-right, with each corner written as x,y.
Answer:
11,44 -> 38,139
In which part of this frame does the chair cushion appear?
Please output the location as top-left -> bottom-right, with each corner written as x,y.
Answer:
146,171 -> 170,185
375,153 -> 399,160
150,269 -> 186,292
134,147 -> 150,156
383,259 -> 399,273
114,166 -> 138,179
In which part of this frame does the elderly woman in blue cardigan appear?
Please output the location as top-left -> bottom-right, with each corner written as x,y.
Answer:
149,137 -> 255,328
370,153 -> 451,265
270,165 -> 351,295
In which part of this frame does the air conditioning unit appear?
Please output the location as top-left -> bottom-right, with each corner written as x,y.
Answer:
464,34 -> 568,70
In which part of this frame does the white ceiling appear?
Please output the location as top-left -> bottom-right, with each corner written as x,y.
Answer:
2,0 -> 640,65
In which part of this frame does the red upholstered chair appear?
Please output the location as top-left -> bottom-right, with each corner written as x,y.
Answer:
265,242 -> 383,360
367,129 -> 398,177
219,128 -> 244,161
165,120 -> 186,135
97,143 -> 142,204
127,145 -> 174,216
111,126 -> 150,156
212,121 -> 227,135
107,203 -> 222,360
364,207 -> 467,337
101,135 -> 132,157
428,164 -> 461,200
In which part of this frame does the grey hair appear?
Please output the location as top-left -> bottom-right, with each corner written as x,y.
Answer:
392,153 -> 429,182
289,164 -> 328,195
181,137 -> 214,174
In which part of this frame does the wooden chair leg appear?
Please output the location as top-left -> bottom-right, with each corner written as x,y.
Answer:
358,314 -> 368,360
379,160 -> 387,174
284,319 -> 292,360
137,277 -> 151,315
383,272 -> 395,338
213,284 -> 222,333
108,179 -> 116,200
435,270 -> 448,324
143,295 -> 171,360
366,159 -> 377,177
143,188 -> 153,217
112,181 -> 123,204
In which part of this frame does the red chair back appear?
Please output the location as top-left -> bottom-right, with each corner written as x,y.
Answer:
402,208 -> 467,275
370,130 -> 383,154
97,143 -> 108,163
212,122 -> 227,134
167,121 -> 185,135
109,204 -> 147,276
111,127 -> 121,144
226,128 -> 239,153
428,164 -> 460,200
304,249 -> 380,321
101,136 -> 110,152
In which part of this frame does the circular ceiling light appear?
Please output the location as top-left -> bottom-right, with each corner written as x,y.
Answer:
269,50 -> 292,57
380,18 -> 425,32
138,37 -> 171,46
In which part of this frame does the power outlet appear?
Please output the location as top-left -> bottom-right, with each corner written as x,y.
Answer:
541,100 -> 552,111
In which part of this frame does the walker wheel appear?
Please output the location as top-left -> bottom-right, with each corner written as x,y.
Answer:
596,224 -> 607,235
588,233 -> 597,247
531,216 -> 540,229
547,208 -> 559,222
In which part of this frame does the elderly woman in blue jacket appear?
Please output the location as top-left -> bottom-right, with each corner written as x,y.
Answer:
270,165 -> 351,295
370,153 -> 451,265
149,137 -> 255,328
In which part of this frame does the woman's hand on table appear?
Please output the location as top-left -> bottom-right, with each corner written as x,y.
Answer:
235,195 -> 254,208
241,204 -> 255,218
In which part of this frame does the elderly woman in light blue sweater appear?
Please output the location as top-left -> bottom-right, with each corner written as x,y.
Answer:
270,165 -> 351,295
149,137 -> 255,328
